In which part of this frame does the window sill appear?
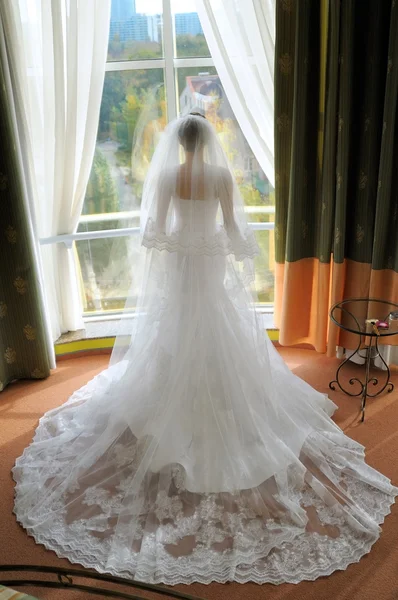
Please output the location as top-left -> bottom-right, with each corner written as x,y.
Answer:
55,314 -> 278,358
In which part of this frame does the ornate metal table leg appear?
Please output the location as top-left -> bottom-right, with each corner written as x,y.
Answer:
329,334 -> 394,422
360,337 -> 373,422
329,335 -> 364,398
366,335 -> 395,399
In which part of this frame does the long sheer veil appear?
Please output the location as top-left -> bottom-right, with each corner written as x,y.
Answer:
110,114 -> 261,367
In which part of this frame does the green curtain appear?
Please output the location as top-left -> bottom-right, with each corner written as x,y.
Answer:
0,50 -> 51,391
274,0 -> 322,267
274,0 -> 398,351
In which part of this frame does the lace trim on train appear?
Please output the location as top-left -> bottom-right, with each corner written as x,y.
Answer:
142,218 -> 260,261
13,464 -> 396,586
13,414 -> 397,585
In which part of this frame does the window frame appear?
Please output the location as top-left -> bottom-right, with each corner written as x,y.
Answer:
39,0 -> 275,316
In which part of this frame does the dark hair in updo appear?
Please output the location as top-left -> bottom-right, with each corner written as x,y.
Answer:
178,113 -> 208,152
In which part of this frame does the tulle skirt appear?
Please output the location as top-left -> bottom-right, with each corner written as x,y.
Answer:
13,251 -> 397,585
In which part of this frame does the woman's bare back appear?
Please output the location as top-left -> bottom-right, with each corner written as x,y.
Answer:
175,163 -> 232,203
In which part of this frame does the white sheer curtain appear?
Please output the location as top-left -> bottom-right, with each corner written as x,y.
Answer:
376,346 -> 398,368
195,0 -> 275,187
0,0 -> 111,340
341,345 -> 398,369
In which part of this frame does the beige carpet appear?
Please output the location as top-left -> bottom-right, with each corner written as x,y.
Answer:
1,349 -> 397,600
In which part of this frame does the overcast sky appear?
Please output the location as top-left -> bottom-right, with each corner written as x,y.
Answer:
135,0 -> 197,14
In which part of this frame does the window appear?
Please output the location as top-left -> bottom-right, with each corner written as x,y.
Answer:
76,0 -> 275,315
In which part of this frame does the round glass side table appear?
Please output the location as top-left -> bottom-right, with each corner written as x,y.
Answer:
329,298 -> 398,422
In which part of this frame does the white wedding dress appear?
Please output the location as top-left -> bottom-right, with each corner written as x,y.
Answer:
13,116 -> 397,585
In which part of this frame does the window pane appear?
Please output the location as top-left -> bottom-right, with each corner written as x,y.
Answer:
82,69 -> 165,220
171,0 -> 210,58
254,230 -> 275,303
176,68 -> 274,208
77,213 -> 140,235
76,229 -> 275,314
76,236 -> 137,314
108,0 -> 163,61
177,67 -> 275,302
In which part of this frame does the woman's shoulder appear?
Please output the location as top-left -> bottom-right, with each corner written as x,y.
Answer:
211,166 -> 233,193
206,164 -> 232,183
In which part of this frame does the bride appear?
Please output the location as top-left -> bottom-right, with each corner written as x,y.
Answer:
13,114 -> 397,585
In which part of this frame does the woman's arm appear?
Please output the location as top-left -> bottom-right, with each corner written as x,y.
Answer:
218,168 -> 238,233
154,171 -> 172,233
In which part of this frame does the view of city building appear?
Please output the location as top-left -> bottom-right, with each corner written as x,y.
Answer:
180,74 -> 233,119
175,12 -> 203,36
111,0 -> 136,21
109,0 -> 203,43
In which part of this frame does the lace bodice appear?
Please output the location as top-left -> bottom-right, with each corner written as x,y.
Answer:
142,194 -> 259,260
141,164 -> 260,260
